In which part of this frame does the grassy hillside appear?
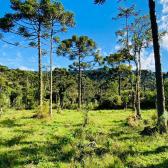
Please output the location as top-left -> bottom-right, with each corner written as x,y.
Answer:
0,109 -> 168,168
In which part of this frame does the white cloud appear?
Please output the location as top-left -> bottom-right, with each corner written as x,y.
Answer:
2,44 -> 8,48
52,65 -> 60,70
130,64 -> 136,71
19,66 -> 35,71
109,48 -> 113,54
103,52 -> 107,56
2,52 -> 7,56
159,0 -> 168,13
17,52 -> 22,58
28,56 -> 36,62
114,45 -> 121,51
141,51 -> 155,71
161,33 -> 168,50
159,0 -> 168,51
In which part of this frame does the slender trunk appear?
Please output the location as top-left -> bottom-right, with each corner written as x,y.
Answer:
38,23 -> 43,107
126,16 -> 131,66
125,102 -> 127,112
133,86 -> 136,113
81,77 -> 83,103
119,72 -> 121,96
136,75 -> 141,118
137,51 -> 141,118
47,71 -> 49,90
55,77 -> 57,104
78,55 -> 81,110
49,22 -> 53,116
135,59 -> 141,118
149,0 -> 166,133
26,76 -> 28,107
83,83 -> 85,101
85,99 -> 89,125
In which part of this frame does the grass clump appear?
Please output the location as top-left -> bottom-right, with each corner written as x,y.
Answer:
126,113 -> 139,127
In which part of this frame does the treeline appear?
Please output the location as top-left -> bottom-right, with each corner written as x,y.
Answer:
1,65 -> 168,111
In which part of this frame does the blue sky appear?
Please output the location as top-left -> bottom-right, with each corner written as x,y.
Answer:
0,0 -> 168,72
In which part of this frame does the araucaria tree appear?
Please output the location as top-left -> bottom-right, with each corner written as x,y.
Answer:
32,1 -> 75,115
104,53 -> 131,96
57,35 -> 102,110
112,4 -> 140,63
0,0 -> 50,107
0,0 -> 75,114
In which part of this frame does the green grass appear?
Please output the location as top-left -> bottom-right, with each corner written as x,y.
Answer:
0,109 -> 168,168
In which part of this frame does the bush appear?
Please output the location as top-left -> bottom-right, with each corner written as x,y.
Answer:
141,91 -> 156,109
33,101 -> 49,118
98,95 -> 123,109
126,113 -> 139,127
64,103 -> 78,110
26,96 -> 38,110
64,102 -> 98,110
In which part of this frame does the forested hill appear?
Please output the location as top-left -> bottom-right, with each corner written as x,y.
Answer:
27,67 -> 168,79
1,64 -> 168,111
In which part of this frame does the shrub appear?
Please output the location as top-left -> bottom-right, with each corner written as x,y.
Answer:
98,95 -> 123,109
126,113 -> 139,127
33,101 -> 49,118
141,91 -> 156,109
64,102 -> 98,110
64,103 -> 78,110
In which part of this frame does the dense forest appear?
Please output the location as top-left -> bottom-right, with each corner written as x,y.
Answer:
1,0 -> 168,167
1,64 -> 168,111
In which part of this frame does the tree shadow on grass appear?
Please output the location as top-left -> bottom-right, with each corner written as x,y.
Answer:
112,120 -> 124,123
0,118 -> 23,127
141,145 -> 168,156
147,159 -> 168,168
108,130 -> 132,139
0,135 -> 27,147
0,145 -> 48,168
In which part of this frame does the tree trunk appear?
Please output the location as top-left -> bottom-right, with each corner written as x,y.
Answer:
118,72 -> 121,96
84,99 -> 89,126
38,23 -> 43,107
131,79 -> 136,112
81,77 -> 83,103
125,102 -> 127,112
78,55 -> 81,110
126,16 -> 131,66
49,22 -> 53,116
136,74 -> 141,118
149,0 -> 167,133
136,51 -> 141,118
26,76 -> 28,107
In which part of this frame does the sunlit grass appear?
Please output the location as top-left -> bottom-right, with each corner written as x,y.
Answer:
0,109 -> 168,167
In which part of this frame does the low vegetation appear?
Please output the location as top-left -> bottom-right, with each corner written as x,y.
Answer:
0,109 -> 168,168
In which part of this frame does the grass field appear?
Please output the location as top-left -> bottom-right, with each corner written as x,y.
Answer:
0,109 -> 168,168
